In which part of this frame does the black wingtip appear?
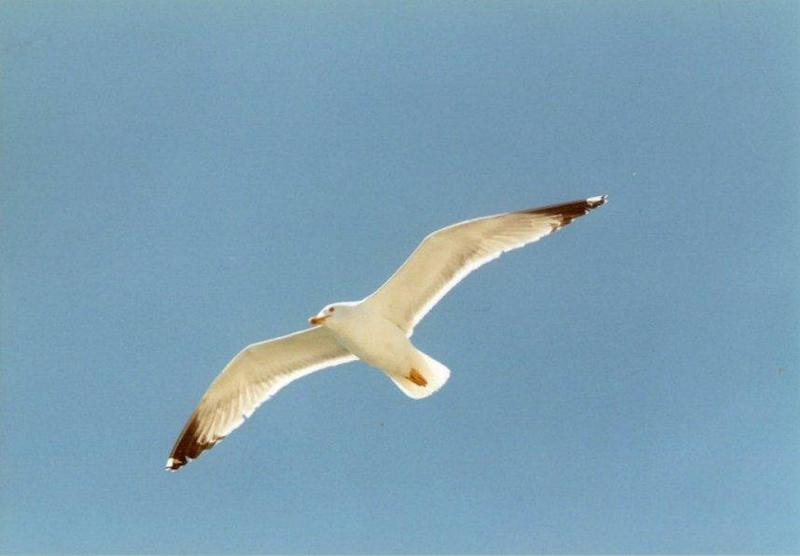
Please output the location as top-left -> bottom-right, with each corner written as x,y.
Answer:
165,409 -> 224,472
517,194 -> 608,228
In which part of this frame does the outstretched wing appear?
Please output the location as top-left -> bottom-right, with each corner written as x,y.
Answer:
166,326 -> 355,470
363,196 -> 607,334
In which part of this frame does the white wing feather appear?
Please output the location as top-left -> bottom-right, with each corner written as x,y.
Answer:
363,196 -> 607,334
166,326 -> 355,470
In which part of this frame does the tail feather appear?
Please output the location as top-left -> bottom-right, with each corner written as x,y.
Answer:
387,351 -> 450,399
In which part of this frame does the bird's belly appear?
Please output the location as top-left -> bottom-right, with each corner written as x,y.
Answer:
332,317 -> 412,372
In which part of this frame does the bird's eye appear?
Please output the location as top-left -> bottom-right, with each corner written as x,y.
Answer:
329,307 -> 335,313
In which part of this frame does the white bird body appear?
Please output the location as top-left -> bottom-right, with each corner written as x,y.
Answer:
325,303 -> 412,373
166,195 -> 607,470
323,302 -> 451,399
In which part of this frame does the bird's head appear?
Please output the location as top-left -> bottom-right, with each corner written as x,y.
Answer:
309,302 -> 356,327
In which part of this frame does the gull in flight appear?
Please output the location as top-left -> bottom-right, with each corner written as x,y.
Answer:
166,195 -> 607,470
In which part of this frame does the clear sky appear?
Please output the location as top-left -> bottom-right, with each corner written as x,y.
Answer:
1,2 -> 798,554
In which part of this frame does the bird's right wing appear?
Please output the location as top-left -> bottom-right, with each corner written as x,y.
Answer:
166,326 -> 355,470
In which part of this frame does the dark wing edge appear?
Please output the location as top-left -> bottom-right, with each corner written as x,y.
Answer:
166,407 -> 218,471
165,327 -> 355,471
518,194 -> 607,228
364,194 -> 608,333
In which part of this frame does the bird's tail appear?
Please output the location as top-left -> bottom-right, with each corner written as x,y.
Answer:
386,349 -> 451,400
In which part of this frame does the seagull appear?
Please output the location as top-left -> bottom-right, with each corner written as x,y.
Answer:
166,195 -> 607,470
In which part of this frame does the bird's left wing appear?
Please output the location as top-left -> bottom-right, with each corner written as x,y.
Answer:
363,195 -> 607,335
166,326 -> 355,470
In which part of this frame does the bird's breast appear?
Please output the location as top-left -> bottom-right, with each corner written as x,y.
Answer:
330,311 -> 412,370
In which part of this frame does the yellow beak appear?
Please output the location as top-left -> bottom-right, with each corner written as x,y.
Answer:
309,315 -> 328,326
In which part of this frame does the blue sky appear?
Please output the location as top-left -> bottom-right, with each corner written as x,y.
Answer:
1,2 -> 798,553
